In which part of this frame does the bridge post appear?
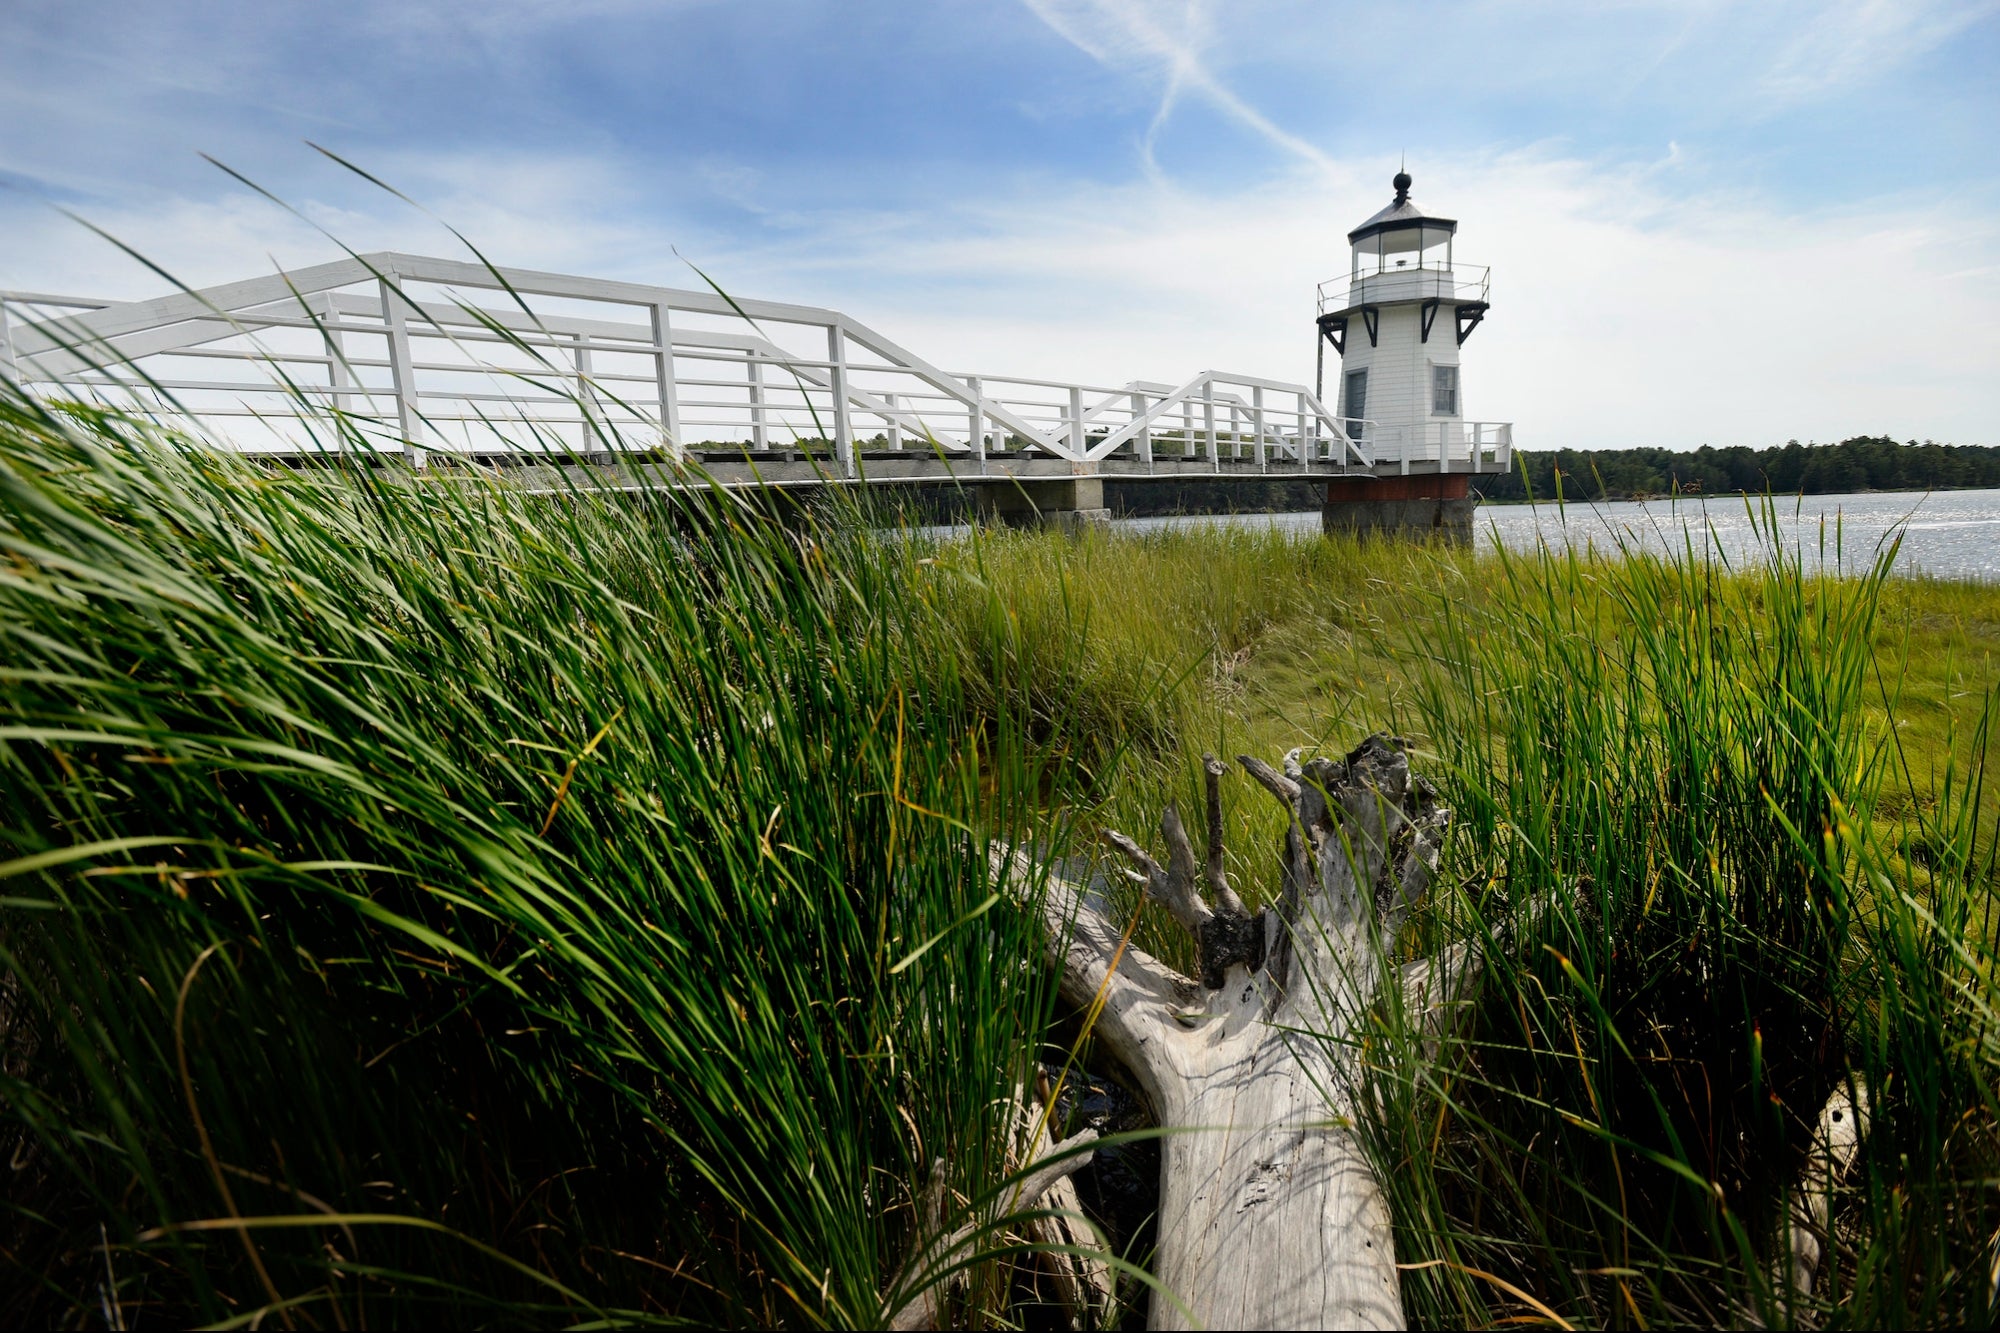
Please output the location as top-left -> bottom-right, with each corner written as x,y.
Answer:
748,353 -> 769,451
379,276 -> 426,468
0,299 -> 16,385
885,392 -> 901,450
320,296 -> 353,419
827,324 -> 854,476
1321,472 -> 1472,544
649,304 -> 682,459
572,334 -> 602,454
1252,386 -> 1266,469
1131,389 -> 1151,467
967,376 -> 985,467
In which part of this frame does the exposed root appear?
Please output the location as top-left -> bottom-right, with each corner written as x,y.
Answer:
884,1098 -> 1104,1331
1785,1078 -> 1872,1302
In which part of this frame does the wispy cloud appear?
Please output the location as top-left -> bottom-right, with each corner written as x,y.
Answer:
810,151 -> 1999,452
1020,0 -> 1336,175
1760,0 -> 1996,103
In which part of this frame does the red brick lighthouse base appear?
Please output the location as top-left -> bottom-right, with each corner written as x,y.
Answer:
1321,472 -> 1473,543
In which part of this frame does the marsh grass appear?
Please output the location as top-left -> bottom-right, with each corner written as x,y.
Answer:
934,510 -> 1999,1325
1368,511 -> 2000,1326
933,515 -> 1998,850
920,523 -> 1467,970
0,378 -> 1114,1326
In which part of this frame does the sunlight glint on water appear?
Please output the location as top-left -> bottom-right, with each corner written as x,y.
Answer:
1114,487 -> 2000,582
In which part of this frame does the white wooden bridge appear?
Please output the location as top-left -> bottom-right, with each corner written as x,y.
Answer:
0,252 -> 1510,519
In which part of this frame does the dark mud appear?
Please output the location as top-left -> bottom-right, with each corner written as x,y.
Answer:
1043,1059 -> 1159,1330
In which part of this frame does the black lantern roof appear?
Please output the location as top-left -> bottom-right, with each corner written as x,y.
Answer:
1346,171 -> 1457,245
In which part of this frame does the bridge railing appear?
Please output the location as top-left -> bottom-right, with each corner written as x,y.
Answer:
1361,420 -> 1513,473
1,252 -> 1372,476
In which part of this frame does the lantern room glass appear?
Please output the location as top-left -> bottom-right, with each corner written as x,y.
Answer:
1351,225 -> 1455,281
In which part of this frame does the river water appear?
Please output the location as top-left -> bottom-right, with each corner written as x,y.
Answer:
1114,488 -> 2000,584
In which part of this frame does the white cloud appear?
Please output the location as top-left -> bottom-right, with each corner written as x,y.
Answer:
802,152 -> 1998,451
4,141 -> 1994,452
0,149 -> 676,297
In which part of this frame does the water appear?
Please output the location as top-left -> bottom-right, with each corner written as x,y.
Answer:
1114,488 -> 2000,583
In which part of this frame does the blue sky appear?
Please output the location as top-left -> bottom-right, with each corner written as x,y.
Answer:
3,0 -> 1995,450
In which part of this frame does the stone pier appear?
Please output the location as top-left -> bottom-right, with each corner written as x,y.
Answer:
973,475 -> 1111,531
1321,472 -> 1473,542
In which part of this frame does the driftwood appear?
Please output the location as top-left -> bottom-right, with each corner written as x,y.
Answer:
1042,734 -> 1451,1330
1022,732 -> 1878,1328
885,1086 -> 1108,1330
1784,1079 -> 1871,1301
1014,1078 -> 1118,1325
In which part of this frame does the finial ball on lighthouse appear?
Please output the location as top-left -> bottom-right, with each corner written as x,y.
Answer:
1313,166 -> 1493,465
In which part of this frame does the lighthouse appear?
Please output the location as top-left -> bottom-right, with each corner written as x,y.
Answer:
1314,169 -> 1505,539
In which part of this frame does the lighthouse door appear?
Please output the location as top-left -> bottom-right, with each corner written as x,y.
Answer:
1342,369 -> 1368,441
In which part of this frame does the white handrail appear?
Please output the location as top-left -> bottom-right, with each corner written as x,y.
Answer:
4,252 -> 1372,474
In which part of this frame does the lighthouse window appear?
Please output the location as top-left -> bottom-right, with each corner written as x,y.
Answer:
1431,364 -> 1459,416
1343,369 -> 1368,436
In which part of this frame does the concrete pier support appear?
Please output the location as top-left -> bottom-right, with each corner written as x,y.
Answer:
1321,472 -> 1473,543
974,476 -> 1111,531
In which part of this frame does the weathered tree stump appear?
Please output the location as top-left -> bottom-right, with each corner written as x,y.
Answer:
1042,735 -> 1451,1330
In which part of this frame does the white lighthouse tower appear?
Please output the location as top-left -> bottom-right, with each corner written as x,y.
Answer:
1315,169 -> 1497,471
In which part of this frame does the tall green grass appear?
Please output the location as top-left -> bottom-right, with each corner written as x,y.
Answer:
0,382 -> 1083,1326
1366,508 -> 2000,1326
918,522 -> 1470,970
9,336 -> 1998,1329
929,511 -> 1999,1324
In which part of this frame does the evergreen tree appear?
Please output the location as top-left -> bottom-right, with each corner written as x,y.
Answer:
1472,436 -> 2000,502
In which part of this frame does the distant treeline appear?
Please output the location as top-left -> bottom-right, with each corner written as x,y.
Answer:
687,433 -> 1999,513
1472,436 -> 2000,503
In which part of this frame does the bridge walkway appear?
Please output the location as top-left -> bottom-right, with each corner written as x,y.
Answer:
2,252 -> 1510,504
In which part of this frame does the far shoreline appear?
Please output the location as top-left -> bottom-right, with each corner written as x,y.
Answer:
1470,483 -> 2000,506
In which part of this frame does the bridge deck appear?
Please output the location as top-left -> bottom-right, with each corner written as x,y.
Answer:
238,450 -> 1486,494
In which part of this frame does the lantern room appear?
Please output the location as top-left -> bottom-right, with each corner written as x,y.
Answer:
1347,171 -> 1456,281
